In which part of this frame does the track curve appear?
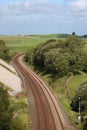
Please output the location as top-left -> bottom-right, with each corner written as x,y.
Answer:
13,53 -> 75,130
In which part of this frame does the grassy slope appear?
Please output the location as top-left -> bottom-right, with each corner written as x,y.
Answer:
10,97 -> 29,130
38,71 -> 87,130
0,82 -> 29,130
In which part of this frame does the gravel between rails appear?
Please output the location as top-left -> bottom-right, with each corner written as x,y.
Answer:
13,54 -> 76,130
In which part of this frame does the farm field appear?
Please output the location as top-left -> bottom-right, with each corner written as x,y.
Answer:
0,34 -> 65,53
0,34 -> 87,54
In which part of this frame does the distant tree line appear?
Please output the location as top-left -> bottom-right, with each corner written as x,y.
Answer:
0,40 -> 11,62
82,35 -> 87,38
25,36 -> 87,77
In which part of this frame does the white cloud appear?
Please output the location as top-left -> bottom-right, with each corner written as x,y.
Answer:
0,1 -> 63,16
72,0 -> 87,9
69,0 -> 87,19
0,0 -> 86,22
0,0 -> 86,25
0,0 -> 87,35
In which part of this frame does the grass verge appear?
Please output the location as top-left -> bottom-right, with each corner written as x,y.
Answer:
9,97 -> 29,130
38,71 -> 87,130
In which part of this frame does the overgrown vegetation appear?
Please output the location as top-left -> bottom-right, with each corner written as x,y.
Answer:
0,40 -> 11,62
70,81 -> 87,130
0,83 -> 29,130
25,35 -> 87,130
71,81 -> 87,113
25,36 -> 87,77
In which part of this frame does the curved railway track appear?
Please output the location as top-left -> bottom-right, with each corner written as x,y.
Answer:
13,54 -> 75,130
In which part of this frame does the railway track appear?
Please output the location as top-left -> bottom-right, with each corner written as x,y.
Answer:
13,53 -> 75,130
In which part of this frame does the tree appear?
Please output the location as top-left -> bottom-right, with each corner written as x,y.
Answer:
0,84 -> 12,130
0,83 -> 28,130
25,35 -> 87,77
31,39 -> 64,68
64,36 -> 86,73
44,49 -> 69,77
82,53 -> 87,73
64,35 -> 84,53
70,81 -> 87,112
0,40 -> 11,62
72,32 -> 75,35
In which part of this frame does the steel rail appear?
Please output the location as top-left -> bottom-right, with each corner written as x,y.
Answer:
13,53 -> 75,130
13,54 -> 56,130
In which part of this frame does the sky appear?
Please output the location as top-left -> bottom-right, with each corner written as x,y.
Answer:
0,0 -> 87,35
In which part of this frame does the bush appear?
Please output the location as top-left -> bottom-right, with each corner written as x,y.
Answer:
44,49 -> 69,76
25,36 -> 87,77
0,40 -> 11,62
71,81 -> 87,112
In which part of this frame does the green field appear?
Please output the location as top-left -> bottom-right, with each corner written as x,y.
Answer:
0,35 -> 87,54
0,35 -> 45,53
0,35 -> 64,53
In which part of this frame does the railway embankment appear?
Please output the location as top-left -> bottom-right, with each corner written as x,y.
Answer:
0,58 -> 22,95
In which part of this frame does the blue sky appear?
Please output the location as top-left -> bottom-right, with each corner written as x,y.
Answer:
0,0 -> 87,35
